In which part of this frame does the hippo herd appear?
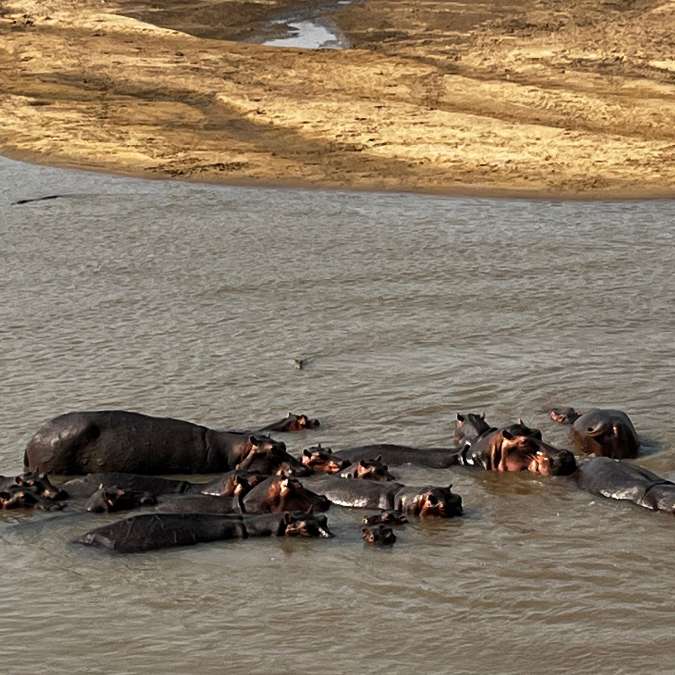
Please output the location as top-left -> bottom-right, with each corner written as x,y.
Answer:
1,405 -> 672,554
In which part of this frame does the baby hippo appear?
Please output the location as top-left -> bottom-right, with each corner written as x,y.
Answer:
259,412 -> 321,432
300,445 -> 350,474
339,456 -> 396,481
85,486 -> 158,513
363,511 -> 408,527
362,525 -> 397,546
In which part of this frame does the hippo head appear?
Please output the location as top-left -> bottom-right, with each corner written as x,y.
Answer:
16,472 -> 68,500
0,487 -> 38,509
201,471 -> 264,497
86,485 -> 157,513
280,511 -> 334,538
362,525 -> 397,545
340,456 -> 396,481
285,412 -> 321,431
503,419 -> 543,441
301,445 -> 349,474
453,412 -> 493,445
549,407 -> 581,425
404,486 -> 463,518
238,435 -> 310,476
363,510 -> 408,527
276,477 -> 331,513
499,430 -> 577,476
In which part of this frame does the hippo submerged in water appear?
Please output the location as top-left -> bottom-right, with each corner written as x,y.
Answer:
576,457 -> 675,513
74,511 -> 334,553
305,475 -> 462,517
332,420 -> 575,476
23,410 -> 309,475
549,407 -> 640,459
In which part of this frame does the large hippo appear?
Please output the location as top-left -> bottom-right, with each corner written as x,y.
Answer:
74,511 -> 334,553
23,410 -> 308,475
304,475 -> 462,517
455,425 -> 576,476
334,444 -> 460,469
549,407 -> 640,459
575,457 -> 675,512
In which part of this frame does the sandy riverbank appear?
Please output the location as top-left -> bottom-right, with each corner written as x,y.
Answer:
1,0 -> 674,198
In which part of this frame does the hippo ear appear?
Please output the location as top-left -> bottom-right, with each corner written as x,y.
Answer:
288,412 -> 293,417
457,413 -> 465,422
247,435 -> 259,447
303,449 -> 312,457
502,429 -> 514,440
518,418 -> 525,426
482,411 -> 486,420
375,455 -> 382,463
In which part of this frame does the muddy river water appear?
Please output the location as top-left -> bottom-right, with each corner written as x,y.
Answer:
1,155 -> 675,673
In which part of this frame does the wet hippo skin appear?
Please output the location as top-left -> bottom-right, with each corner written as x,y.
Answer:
74,511 -> 334,553
576,457 -> 675,512
23,410 -> 304,475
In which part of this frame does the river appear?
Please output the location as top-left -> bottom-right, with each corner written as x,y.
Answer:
1,156 -> 674,673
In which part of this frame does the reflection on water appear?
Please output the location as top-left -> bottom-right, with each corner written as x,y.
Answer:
264,19 -> 347,49
2,156 -> 675,673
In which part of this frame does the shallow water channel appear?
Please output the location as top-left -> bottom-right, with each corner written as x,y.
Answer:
1,156 -> 675,673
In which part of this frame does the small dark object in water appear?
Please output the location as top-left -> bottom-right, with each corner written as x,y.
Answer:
362,525 -> 396,546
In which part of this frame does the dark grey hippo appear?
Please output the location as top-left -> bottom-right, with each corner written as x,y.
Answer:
576,457 -> 675,512
304,475 -> 462,517
550,407 -> 639,459
23,410 -> 309,475
73,511 -> 334,553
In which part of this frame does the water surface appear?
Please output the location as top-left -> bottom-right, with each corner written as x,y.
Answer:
1,157 -> 675,673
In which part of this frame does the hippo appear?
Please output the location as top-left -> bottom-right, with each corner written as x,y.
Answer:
195,471 -> 268,497
300,445 -> 350,474
242,476 -> 331,513
152,494 -> 241,514
85,486 -> 158,513
549,407 -> 639,459
362,511 -> 408,527
362,525 -> 396,545
576,457 -> 675,512
74,511 -> 334,553
62,473 -> 194,499
338,456 -> 397,481
258,412 -> 320,432
455,426 -> 576,476
304,475 -> 462,517
0,486 -> 64,511
453,412 -> 494,446
334,444 -> 461,469
0,472 -> 68,500
23,410 -> 308,475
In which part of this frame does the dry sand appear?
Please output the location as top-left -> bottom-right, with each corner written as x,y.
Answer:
1,0 -> 674,197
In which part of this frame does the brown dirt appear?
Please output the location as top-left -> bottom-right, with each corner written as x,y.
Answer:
0,0 -> 674,197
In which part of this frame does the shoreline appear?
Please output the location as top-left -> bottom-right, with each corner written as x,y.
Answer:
4,148 -> 675,203
1,0 -> 674,200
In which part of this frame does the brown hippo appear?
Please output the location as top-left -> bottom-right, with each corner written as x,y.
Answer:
455,423 -> 576,476
73,511 -> 334,553
242,476 -> 331,513
23,410 -> 308,475
549,407 -> 640,459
